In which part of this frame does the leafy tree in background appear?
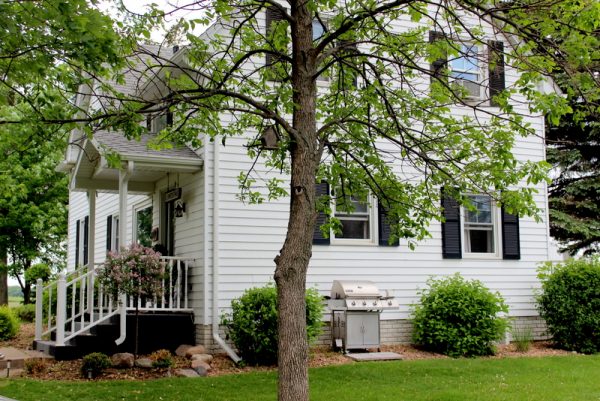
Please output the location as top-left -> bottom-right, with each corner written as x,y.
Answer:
0,0 -> 122,304
0,99 -> 69,304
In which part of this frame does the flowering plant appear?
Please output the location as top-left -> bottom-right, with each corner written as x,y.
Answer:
98,243 -> 166,300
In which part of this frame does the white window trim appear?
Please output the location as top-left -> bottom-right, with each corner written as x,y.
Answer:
460,195 -> 501,259
330,195 -> 378,246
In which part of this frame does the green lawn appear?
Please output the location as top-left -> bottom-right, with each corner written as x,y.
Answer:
1,355 -> 599,401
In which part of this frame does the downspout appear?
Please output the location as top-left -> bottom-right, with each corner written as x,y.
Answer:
212,139 -> 241,362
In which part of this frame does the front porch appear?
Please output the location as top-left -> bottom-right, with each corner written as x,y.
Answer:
38,131 -> 204,359
33,257 -> 196,360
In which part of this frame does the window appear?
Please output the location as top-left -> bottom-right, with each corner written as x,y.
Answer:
312,18 -> 325,41
313,182 -> 398,246
462,195 -> 497,255
441,190 -> 520,260
75,216 -> 89,267
449,44 -> 481,99
334,196 -> 372,240
146,111 -> 173,133
135,206 -> 153,247
106,214 -> 119,252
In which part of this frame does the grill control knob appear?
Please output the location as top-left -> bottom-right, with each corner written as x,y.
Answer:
388,301 -> 392,306
373,301 -> 377,306
362,301 -> 367,306
351,301 -> 356,306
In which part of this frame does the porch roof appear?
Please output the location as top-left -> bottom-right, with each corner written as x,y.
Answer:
66,130 -> 203,194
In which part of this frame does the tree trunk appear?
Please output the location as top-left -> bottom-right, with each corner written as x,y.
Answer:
0,247 -> 7,305
274,3 -> 319,401
23,283 -> 32,304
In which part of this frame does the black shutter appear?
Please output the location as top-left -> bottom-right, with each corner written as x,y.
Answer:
75,219 -> 81,267
502,208 -> 520,259
106,215 -> 112,251
441,191 -> 462,259
265,6 -> 285,67
488,40 -> 505,106
313,182 -> 330,245
166,111 -> 173,127
378,202 -> 399,246
83,216 -> 89,266
429,31 -> 447,84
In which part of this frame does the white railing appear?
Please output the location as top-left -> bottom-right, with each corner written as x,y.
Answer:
35,257 -> 193,347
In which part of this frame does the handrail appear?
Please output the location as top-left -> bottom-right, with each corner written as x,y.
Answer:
34,257 -> 194,346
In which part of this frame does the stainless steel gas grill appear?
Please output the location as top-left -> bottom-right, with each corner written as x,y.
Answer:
328,280 -> 398,352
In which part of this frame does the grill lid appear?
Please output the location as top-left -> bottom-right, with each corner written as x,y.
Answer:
331,280 -> 380,299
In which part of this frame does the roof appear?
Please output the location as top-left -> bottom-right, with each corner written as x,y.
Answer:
93,131 -> 200,161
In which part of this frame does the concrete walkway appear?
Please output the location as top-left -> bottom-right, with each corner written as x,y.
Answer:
0,347 -> 53,378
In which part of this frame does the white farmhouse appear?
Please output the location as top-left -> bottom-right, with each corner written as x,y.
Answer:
35,5 -> 559,359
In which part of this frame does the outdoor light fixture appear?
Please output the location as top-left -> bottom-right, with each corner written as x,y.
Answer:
174,199 -> 186,218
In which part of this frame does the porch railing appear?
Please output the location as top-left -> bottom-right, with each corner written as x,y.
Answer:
34,257 -> 193,347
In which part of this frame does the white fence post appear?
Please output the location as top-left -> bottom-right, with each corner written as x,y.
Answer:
34,278 -> 43,341
55,273 -> 67,346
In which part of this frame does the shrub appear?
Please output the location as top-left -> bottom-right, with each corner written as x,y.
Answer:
150,349 -> 173,368
81,352 -> 111,378
0,306 -> 20,341
24,263 -> 52,283
537,258 -> 600,354
13,304 -> 35,322
222,284 -> 324,366
412,274 -> 509,357
24,358 -> 48,374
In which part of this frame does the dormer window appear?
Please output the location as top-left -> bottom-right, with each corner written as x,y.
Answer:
147,111 -> 173,133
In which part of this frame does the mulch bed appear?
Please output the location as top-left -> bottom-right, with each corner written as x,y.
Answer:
3,323 -> 572,381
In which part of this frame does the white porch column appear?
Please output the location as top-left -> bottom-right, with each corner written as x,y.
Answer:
118,162 -> 133,252
87,189 -> 96,313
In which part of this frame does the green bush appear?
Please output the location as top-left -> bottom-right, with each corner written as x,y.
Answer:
81,352 -> 111,378
13,304 -> 35,322
222,284 -> 324,366
150,349 -> 173,368
0,306 -> 20,340
412,274 -> 509,357
537,258 -> 600,354
24,263 -> 52,283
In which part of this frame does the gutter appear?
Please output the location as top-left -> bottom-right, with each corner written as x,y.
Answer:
211,138 -> 241,363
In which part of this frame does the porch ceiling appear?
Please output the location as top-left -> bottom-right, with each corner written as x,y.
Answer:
70,131 -> 203,194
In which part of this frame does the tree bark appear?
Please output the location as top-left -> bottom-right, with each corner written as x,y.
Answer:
274,3 -> 320,401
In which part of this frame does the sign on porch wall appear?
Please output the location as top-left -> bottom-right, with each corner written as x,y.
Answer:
165,187 -> 182,203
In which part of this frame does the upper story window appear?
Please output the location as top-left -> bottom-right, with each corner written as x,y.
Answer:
312,19 -> 325,41
463,195 -> 497,255
147,111 -> 173,134
450,44 -> 481,100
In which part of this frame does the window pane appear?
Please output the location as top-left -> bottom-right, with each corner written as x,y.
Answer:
312,19 -> 325,41
136,207 -> 153,247
465,227 -> 494,253
465,195 -> 492,223
339,219 -> 370,239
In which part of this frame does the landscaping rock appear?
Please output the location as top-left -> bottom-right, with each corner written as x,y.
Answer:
192,364 -> 209,377
191,353 -> 213,364
184,345 -> 206,358
174,368 -> 199,378
191,359 -> 211,372
175,344 -> 193,357
111,353 -> 134,368
134,358 -> 153,369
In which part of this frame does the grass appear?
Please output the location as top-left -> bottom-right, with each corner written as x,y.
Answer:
8,296 -> 23,308
1,355 -> 600,401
